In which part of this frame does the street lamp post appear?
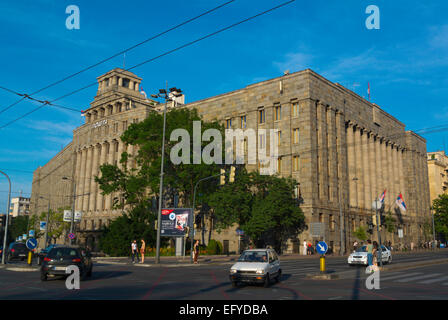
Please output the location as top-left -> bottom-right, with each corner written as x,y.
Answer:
62,177 -> 76,245
1,170 -> 12,265
39,196 -> 51,247
151,86 -> 182,264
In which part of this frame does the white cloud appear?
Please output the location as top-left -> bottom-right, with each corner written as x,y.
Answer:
273,52 -> 313,73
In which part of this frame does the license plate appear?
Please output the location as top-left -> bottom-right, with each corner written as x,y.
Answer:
54,267 -> 66,271
19,254 -> 25,257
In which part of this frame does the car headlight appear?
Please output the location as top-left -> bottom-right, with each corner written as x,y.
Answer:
256,270 -> 264,274
230,269 -> 237,274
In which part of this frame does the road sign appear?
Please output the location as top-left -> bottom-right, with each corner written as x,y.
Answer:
63,210 -> 73,222
316,241 -> 328,255
74,211 -> 82,222
398,229 -> 403,238
26,238 -> 38,250
29,230 -> 35,237
309,223 -> 324,237
372,200 -> 382,210
18,236 -> 23,241
40,221 -> 47,231
236,229 -> 244,236
68,233 -> 75,240
22,234 -> 27,240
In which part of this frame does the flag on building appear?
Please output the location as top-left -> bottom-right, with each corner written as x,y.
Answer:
396,193 -> 407,211
140,87 -> 147,99
81,110 -> 86,117
367,82 -> 371,101
379,189 -> 386,204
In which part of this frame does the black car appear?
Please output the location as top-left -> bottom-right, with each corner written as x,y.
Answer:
40,246 -> 93,281
37,244 -> 64,265
6,242 -> 29,261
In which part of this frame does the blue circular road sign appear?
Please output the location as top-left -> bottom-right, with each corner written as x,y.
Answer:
26,238 -> 38,250
316,241 -> 328,255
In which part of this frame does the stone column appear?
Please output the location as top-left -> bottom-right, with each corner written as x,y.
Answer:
380,139 -> 388,204
317,102 -> 328,201
74,150 -> 82,211
398,148 -> 405,202
96,142 -> 108,212
347,123 -> 357,208
78,148 -> 87,211
362,130 -> 371,210
392,145 -> 399,201
105,141 -> 115,211
336,112 -> 347,209
82,146 -> 93,212
387,142 -> 394,210
89,144 -> 100,211
375,137 -> 383,196
327,107 -> 337,203
370,135 -> 377,201
355,126 -> 364,209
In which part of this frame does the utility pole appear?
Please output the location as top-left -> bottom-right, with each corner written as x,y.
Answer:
1,170 -> 11,265
151,85 -> 183,264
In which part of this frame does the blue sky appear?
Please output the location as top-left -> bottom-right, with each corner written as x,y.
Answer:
0,0 -> 447,211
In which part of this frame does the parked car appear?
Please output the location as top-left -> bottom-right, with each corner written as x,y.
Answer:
229,248 -> 281,288
6,242 -> 29,261
347,245 -> 392,266
37,244 -> 64,265
40,246 -> 93,281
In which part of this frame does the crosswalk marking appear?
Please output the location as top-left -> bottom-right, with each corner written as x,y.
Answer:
380,272 -> 421,281
418,275 -> 448,284
396,273 -> 442,283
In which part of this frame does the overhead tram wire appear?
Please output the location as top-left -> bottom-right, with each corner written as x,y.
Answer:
0,0 -> 236,117
0,0 -> 296,130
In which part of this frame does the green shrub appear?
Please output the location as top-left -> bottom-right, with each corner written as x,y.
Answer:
206,239 -> 223,255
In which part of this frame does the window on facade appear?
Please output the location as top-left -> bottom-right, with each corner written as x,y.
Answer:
274,105 -> 281,121
226,119 -> 232,129
293,128 -> 299,144
352,218 -> 356,232
115,142 -> 119,152
98,219 -> 102,229
330,215 -> 335,231
292,102 -> 299,117
259,133 -> 266,149
277,157 -> 282,173
105,78 -> 109,87
122,121 -> 128,131
259,109 -> 265,124
319,213 -> 323,223
277,130 -> 282,146
293,155 -> 300,172
122,78 -> 130,88
91,220 -> 95,230
241,115 -> 246,129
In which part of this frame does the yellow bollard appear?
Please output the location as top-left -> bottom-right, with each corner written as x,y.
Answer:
27,251 -> 32,266
320,255 -> 326,273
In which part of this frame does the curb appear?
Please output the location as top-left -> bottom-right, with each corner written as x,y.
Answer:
306,272 -> 340,280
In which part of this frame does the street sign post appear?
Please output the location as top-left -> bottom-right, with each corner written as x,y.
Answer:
40,221 -> 47,231
26,238 -> 38,250
29,230 -> 35,238
22,234 -> 27,240
316,241 -> 328,273
68,233 -> 75,240
63,210 -> 72,222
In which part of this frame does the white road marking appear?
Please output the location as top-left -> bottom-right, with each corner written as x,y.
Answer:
395,273 -> 442,283
418,275 -> 448,284
380,272 -> 421,281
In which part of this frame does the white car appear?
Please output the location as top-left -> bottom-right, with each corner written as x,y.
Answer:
348,245 -> 392,266
229,249 -> 282,287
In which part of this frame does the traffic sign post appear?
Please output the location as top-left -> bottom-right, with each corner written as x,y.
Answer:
316,241 -> 328,273
68,233 -> 75,240
26,238 -> 37,266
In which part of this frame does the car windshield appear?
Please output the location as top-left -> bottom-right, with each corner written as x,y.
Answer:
238,251 -> 268,262
47,248 -> 80,259
356,246 -> 367,252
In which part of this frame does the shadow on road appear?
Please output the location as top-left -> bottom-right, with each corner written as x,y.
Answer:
351,266 -> 362,300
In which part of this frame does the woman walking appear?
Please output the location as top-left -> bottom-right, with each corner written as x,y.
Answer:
193,240 -> 200,264
140,239 -> 146,263
372,241 -> 379,272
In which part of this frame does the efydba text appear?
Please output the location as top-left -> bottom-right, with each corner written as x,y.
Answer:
178,304 -> 268,317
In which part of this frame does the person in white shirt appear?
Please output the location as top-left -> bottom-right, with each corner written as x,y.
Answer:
131,240 -> 139,263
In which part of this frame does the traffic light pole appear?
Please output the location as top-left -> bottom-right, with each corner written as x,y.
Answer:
191,172 -> 226,263
1,170 -> 11,265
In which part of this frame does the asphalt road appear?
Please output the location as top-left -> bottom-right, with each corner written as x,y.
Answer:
1,250 -> 447,300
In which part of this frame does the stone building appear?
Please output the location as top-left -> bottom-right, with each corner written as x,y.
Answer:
427,151 -> 448,203
9,196 -> 31,217
31,68 -> 431,253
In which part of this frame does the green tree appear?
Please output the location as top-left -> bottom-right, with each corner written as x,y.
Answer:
208,169 -> 305,253
353,226 -> 368,242
99,203 -> 160,256
9,215 -> 29,241
433,194 -> 448,241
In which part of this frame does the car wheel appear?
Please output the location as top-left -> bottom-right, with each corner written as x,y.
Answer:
275,269 -> 282,283
40,272 -> 47,281
264,273 -> 270,288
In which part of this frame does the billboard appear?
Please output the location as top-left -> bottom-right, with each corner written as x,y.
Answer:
160,208 -> 193,237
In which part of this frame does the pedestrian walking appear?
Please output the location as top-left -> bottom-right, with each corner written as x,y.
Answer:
366,239 -> 373,267
302,240 -> 307,256
193,240 -> 200,264
372,241 -> 379,272
307,242 -> 312,255
140,239 -> 146,263
353,241 -> 358,252
131,240 -> 139,263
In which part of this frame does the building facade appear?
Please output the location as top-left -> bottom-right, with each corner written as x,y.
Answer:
10,197 -> 31,217
427,151 -> 448,203
31,68 -> 432,253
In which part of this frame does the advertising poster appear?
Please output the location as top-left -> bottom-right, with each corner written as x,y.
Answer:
160,208 -> 192,237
